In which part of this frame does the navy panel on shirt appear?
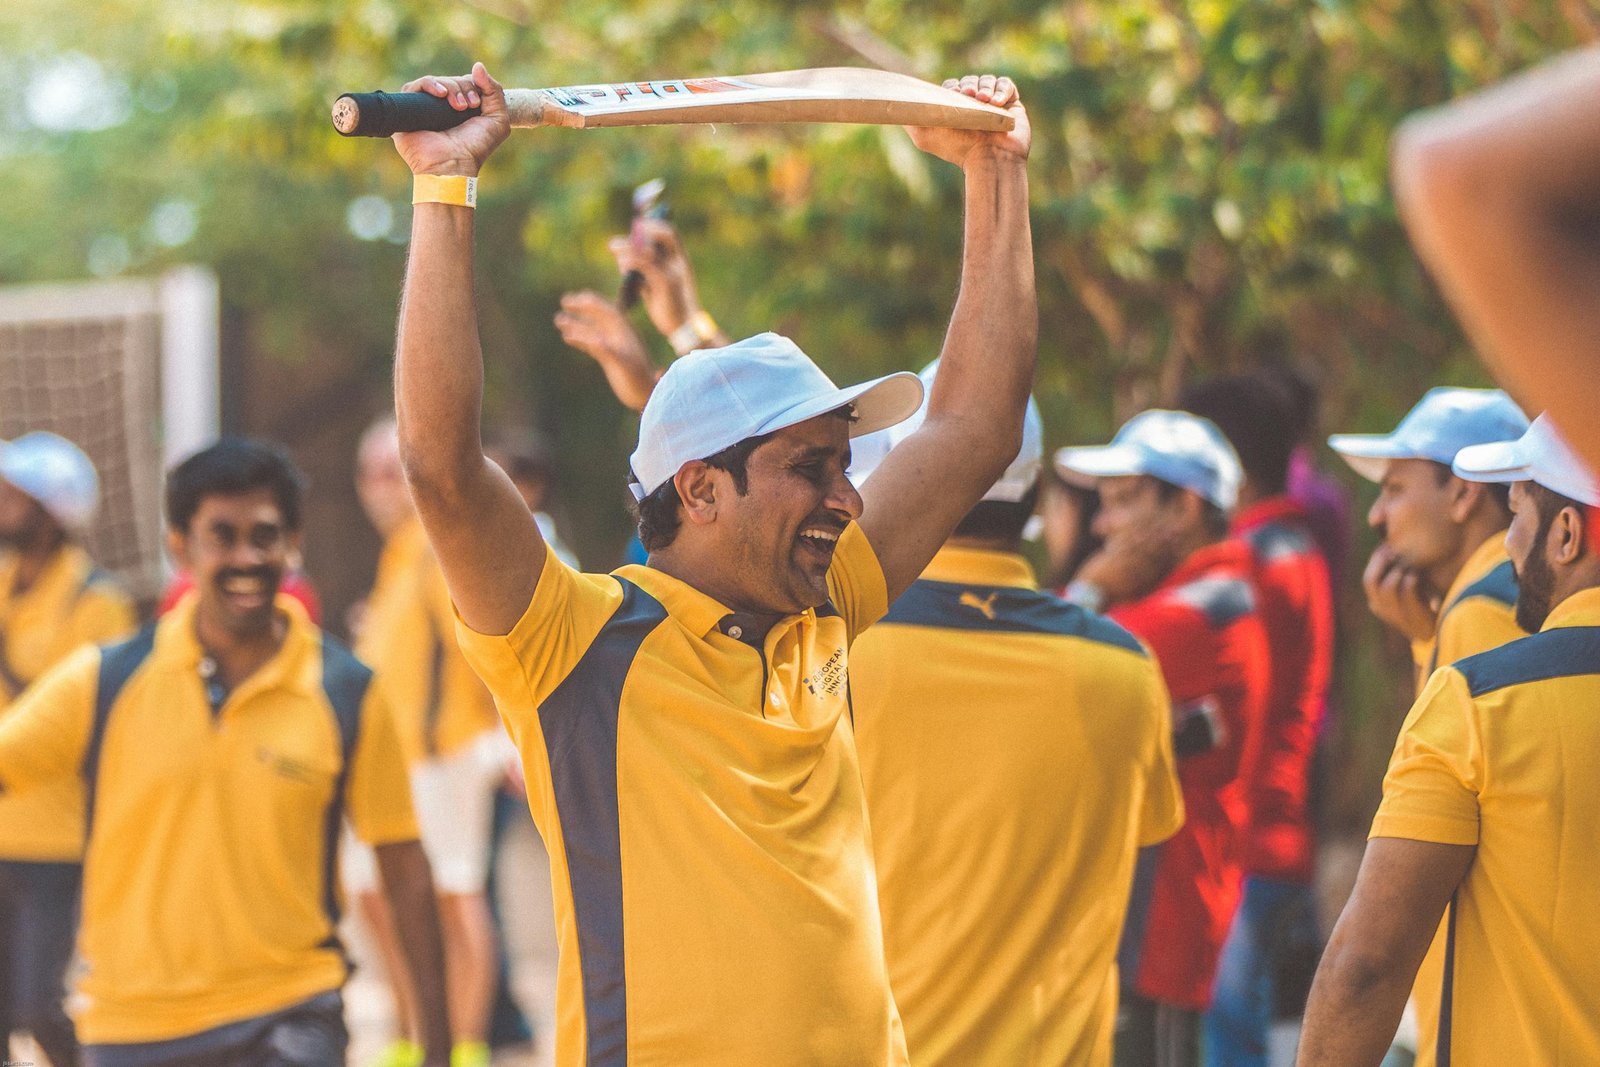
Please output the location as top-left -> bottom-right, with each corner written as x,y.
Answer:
1453,559 -> 1519,611
882,579 -> 1146,656
1244,521 -> 1314,564
1169,574 -> 1256,629
539,578 -> 669,1067
1453,625 -> 1600,698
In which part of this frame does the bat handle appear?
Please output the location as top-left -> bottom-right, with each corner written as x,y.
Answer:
331,91 -> 479,137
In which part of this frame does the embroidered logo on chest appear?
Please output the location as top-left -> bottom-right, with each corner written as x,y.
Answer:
802,647 -> 848,697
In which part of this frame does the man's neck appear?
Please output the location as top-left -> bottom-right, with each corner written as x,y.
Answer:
646,547 -> 788,637
193,608 -> 288,690
1549,567 -> 1600,622
1427,514 -> 1508,597
945,534 -> 1022,554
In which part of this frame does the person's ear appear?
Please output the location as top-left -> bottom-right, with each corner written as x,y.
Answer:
1550,504 -> 1585,566
1447,477 -> 1484,524
674,463 -> 720,528
166,526 -> 190,571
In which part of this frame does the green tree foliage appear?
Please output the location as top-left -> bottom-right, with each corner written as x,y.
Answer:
3,0 -> 1594,820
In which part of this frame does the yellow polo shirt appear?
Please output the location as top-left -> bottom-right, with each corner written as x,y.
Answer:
1372,586 -> 1600,1065
1404,533 -> 1525,1065
0,543 -> 136,861
850,547 -> 1184,1067
456,523 -> 907,1067
359,517 -> 499,763
0,594 -> 417,1044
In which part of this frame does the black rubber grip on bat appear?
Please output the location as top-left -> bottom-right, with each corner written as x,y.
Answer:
332,91 -> 481,137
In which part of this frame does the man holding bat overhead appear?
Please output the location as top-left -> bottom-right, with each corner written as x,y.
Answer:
389,62 -> 1033,1067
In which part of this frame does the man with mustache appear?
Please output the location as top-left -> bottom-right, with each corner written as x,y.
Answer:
0,432 -> 135,1067
1326,386 -> 1528,1063
0,438 -> 450,1067
1057,410 -> 1270,1067
390,62 -> 1034,1065
1299,414 -> 1600,1065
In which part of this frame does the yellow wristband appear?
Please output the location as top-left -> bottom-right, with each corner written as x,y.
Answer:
412,174 -> 477,208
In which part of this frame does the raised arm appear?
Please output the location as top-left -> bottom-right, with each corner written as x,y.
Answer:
554,291 -> 661,413
1393,46 -> 1600,469
391,63 -> 547,636
856,75 -> 1037,601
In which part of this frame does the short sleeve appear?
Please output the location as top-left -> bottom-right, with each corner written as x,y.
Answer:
1369,666 -> 1482,846
452,548 -> 623,746
825,522 -> 890,644
0,645 -> 100,795
345,682 -> 420,846
1136,659 -> 1186,846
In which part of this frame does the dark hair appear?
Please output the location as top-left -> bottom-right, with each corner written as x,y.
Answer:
952,484 -> 1040,544
1178,373 -> 1298,496
1152,477 -> 1230,540
1429,460 -> 1512,516
165,438 -> 306,533
633,431 -> 777,552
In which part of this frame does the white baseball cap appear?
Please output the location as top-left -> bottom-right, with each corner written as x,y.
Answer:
0,431 -> 101,531
1055,409 -> 1243,511
1452,413 -> 1600,507
628,333 -> 922,500
847,358 -> 1044,503
1328,387 -> 1528,483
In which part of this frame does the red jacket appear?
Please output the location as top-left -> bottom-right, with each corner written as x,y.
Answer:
1111,539 -> 1270,1011
1233,497 -> 1334,884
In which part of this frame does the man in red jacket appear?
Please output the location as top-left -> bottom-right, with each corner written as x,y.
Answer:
1059,409 -> 1271,1067
1181,375 -> 1335,1064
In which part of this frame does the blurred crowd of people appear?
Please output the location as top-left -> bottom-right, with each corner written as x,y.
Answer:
1,44 -> 1599,1067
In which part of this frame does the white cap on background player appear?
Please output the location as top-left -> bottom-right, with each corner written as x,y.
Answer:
1055,409 -> 1243,511
0,431 -> 101,531
1452,413 -> 1600,508
1327,386 -> 1528,483
628,332 -> 923,500
848,358 -> 1044,503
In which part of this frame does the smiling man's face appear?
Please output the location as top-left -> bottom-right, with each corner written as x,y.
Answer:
169,486 -> 299,640
710,413 -> 863,616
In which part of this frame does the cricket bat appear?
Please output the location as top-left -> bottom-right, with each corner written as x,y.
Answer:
331,67 -> 1015,137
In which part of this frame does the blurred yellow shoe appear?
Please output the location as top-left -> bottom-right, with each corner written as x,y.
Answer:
451,1040 -> 491,1067
367,1038 -> 424,1067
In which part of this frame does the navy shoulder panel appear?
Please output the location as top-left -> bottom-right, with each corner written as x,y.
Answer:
319,633 -> 373,762
1453,625 -> 1600,698
1245,521 -> 1314,564
1169,574 -> 1256,629
83,623 -> 158,839
1453,559 -> 1519,611
882,579 -> 1146,656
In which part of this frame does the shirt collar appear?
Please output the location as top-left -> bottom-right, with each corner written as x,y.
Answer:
919,546 -> 1037,590
615,563 -> 817,645
0,543 -> 91,613
1541,586 -> 1600,631
1231,495 -> 1309,536
1441,532 -> 1509,613
159,589 -> 321,688
1161,538 -> 1252,590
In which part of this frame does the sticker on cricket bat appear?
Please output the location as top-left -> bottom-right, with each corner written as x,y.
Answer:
332,68 -> 1015,138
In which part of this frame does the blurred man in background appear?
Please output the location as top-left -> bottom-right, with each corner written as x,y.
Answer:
1059,411 -> 1269,1067
1300,414 -> 1600,1065
849,366 -> 1183,1066
1328,387 -> 1528,1065
1180,376 -> 1334,1065
0,432 -> 135,1067
0,438 -> 450,1067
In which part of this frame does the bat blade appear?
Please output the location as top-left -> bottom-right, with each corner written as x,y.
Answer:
536,69 -> 1015,132
332,68 -> 1014,137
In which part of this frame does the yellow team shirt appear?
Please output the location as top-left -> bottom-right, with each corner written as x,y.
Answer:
0,594 -> 418,1044
1372,586 -> 1600,1065
849,547 -> 1184,1067
455,523 -> 908,1067
359,517 -> 499,763
1403,533 -> 1525,1066
0,543 -> 136,860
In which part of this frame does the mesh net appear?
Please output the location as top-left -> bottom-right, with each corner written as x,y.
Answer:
0,281 -> 171,602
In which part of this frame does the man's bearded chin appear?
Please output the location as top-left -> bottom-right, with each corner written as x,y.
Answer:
1514,525 -> 1557,633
